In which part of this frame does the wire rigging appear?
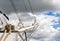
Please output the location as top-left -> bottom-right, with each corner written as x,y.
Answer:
23,0 -> 28,12
9,0 -> 22,24
9,0 -> 27,41
9,0 -> 38,41
27,0 -> 39,37
27,0 -> 33,13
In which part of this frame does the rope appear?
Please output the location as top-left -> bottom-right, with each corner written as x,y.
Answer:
9,0 -> 27,41
23,0 -> 28,12
0,30 -> 6,41
3,24 -> 12,41
17,31 -> 25,41
3,32 -> 10,41
27,0 -> 33,12
9,0 -> 22,24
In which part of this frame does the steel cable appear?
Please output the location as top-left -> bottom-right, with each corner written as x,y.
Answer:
9,0 -> 27,41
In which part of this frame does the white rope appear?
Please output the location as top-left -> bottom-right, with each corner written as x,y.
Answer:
0,30 -> 6,41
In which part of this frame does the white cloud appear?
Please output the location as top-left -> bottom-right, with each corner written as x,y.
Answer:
27,13 -> 59,41
1,12 -> 59,41
8,12 -> 59,41
52,0 -> 60,5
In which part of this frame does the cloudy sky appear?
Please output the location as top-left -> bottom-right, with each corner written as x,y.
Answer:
0,0 -> 60,13
0,0 -> 60,41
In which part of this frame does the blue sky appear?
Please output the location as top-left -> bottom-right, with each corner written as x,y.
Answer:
45,11 -> 60,29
